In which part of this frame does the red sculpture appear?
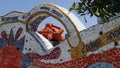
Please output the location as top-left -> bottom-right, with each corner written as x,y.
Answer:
37,22 -> 65,41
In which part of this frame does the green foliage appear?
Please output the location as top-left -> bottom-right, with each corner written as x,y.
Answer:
70,0 -> 120,22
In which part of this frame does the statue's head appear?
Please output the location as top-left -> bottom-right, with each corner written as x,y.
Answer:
45,22 -> 53,27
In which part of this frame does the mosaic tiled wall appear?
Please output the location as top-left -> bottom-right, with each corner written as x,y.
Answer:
0,3 -> 120,68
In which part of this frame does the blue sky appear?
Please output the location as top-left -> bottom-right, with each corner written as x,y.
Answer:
0,0 -> 97,28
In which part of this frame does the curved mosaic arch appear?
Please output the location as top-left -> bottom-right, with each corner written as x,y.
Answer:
26,3 -> 85,48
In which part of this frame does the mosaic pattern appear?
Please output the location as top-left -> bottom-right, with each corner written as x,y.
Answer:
29,48 -> 120,68
0,45 -> 21,68
26,47 -> 61,60
0,28 -> 32,68
0,3 -> 120,68
70,25 -> 120,59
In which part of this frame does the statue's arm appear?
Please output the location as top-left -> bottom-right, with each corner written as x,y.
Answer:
38,28 -> 46,33
52,25 -> 64,34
